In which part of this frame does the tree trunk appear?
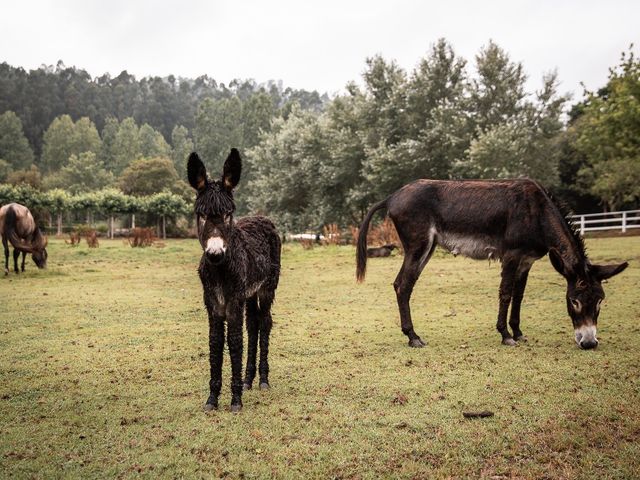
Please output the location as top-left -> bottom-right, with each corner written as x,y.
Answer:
162,215 -> 166,239
131,214 -> 136,229
86,210 -> 91,225
110,215 -> 115,239
56,212 -> 63,236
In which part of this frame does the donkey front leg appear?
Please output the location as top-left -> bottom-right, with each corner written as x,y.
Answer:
204,303 -> 225,411
497,257 -> 519,346
227,301 -> 244,412
20,251 -> 26,272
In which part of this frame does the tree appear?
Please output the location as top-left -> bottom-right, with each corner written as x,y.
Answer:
99,116 -> 120,171
41,188 -> 71,235
170,125 -> 193,180
96,188 -> 135,238
145,190 -> 189,239
44,151 -> 113,194
0,111 -> 34,170
41,115 -> 101,173
41,115 -> 76,173
6,165 -> 43,189
110,117 -> 141,175
195,97 -> 243,170
139,123 -> 171,158
572,47 -> 640,210
118,156 -> 179,197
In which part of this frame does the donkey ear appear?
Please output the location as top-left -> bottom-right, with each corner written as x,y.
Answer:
222,148 -> 242,191
549,248 -> 572,277
187,152 -> 207,191
591,262 -> 628,281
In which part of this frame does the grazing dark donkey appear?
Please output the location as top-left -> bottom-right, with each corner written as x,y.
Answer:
188,149 -> 281,412
357,179 -> 628,349
0,202 -> 48,275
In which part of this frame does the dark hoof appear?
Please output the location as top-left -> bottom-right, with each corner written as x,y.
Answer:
259,382 -> 270,390
408,338 -> 426,348
243,383 -> 252,391
514,335 -> 528,343
502,338 -> 518,346
203,402 -> 218,412
230,404 -> 242,413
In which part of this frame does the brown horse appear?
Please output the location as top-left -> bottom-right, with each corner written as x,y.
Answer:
0,203 -> 48,275
357,179 -> 628,349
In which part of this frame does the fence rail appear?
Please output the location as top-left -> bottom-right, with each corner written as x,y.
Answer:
570,209 -> 640,235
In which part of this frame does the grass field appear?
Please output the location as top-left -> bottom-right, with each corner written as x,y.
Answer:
1,236 -> 639,479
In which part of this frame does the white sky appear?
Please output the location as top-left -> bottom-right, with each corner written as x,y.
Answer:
2,0 -> 639,102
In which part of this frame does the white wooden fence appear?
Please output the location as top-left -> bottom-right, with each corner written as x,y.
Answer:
570,209 -> 640,235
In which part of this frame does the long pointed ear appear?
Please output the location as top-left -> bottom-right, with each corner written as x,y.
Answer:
187,152 -> 207,191
549,248 -> 572,277
222,148 -> 242,191
591,262 -> 629,281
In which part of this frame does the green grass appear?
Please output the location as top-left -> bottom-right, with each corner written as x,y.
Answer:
1,236 -> 639,479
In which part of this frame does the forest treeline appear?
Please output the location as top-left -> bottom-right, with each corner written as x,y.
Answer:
1,39 -> 638,233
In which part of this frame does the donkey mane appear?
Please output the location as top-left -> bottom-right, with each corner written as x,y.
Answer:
537,182 -> 588,261
194,181 -> 235,217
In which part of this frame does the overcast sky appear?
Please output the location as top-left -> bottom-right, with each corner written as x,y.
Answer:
2,1 -> 639,102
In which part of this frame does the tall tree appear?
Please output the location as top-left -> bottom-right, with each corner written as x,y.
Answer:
572,47 -> 640,210
170,125 -> 193,179
41,114 -> 76,172
110,117 -> 141,175
0,110 -> 34,170
195,97 -> 243,171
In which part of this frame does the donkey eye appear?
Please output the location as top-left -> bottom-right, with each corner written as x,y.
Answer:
570,298 -> 582,312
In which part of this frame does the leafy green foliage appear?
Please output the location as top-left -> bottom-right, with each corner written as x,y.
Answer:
118,157 -> 180,197
571,48 -> 640,209
0,110 -> 34,170
43,151 -> 113,194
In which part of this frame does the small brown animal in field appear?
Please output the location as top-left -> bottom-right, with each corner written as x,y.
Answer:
367,244 -> 397,258
85,230 -> 99,248
65,232 -> 81,246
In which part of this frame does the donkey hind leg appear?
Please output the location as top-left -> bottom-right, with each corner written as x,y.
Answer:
226,301 -> 245,412
204,307 -> 225,411
243,296 -> 259,390
20,251 -> 26,272
393,237 -> 436,348
2,237 -> 9,275
257,291 -> 274,390
497,256 -> 520,346
13,249 -> 20,273
509,261 -> 532,342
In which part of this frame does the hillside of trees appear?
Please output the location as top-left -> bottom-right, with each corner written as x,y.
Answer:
0,39 -> 638,234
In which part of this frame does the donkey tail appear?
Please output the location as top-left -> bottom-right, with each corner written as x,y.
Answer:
356,198 -> 389,283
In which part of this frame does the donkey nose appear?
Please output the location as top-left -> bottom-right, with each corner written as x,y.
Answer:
579,338 -> 598,350
206,251 -> 225,265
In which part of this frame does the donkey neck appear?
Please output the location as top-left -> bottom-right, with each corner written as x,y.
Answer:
543,202 -> 588,275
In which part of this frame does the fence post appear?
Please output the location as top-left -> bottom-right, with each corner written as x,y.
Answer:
580,215 -> 585,235
622,211 -> 627,233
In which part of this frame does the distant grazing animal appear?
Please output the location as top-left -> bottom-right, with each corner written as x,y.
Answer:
367,244 -> 398,258
356,179 -> 628,349
0,203 -> 48,275
188,149 -> 281,412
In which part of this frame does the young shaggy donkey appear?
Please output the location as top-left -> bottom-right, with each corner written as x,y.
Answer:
188,149 -> 281,412
357,179 -> 628,349
1,203 -> 48,275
